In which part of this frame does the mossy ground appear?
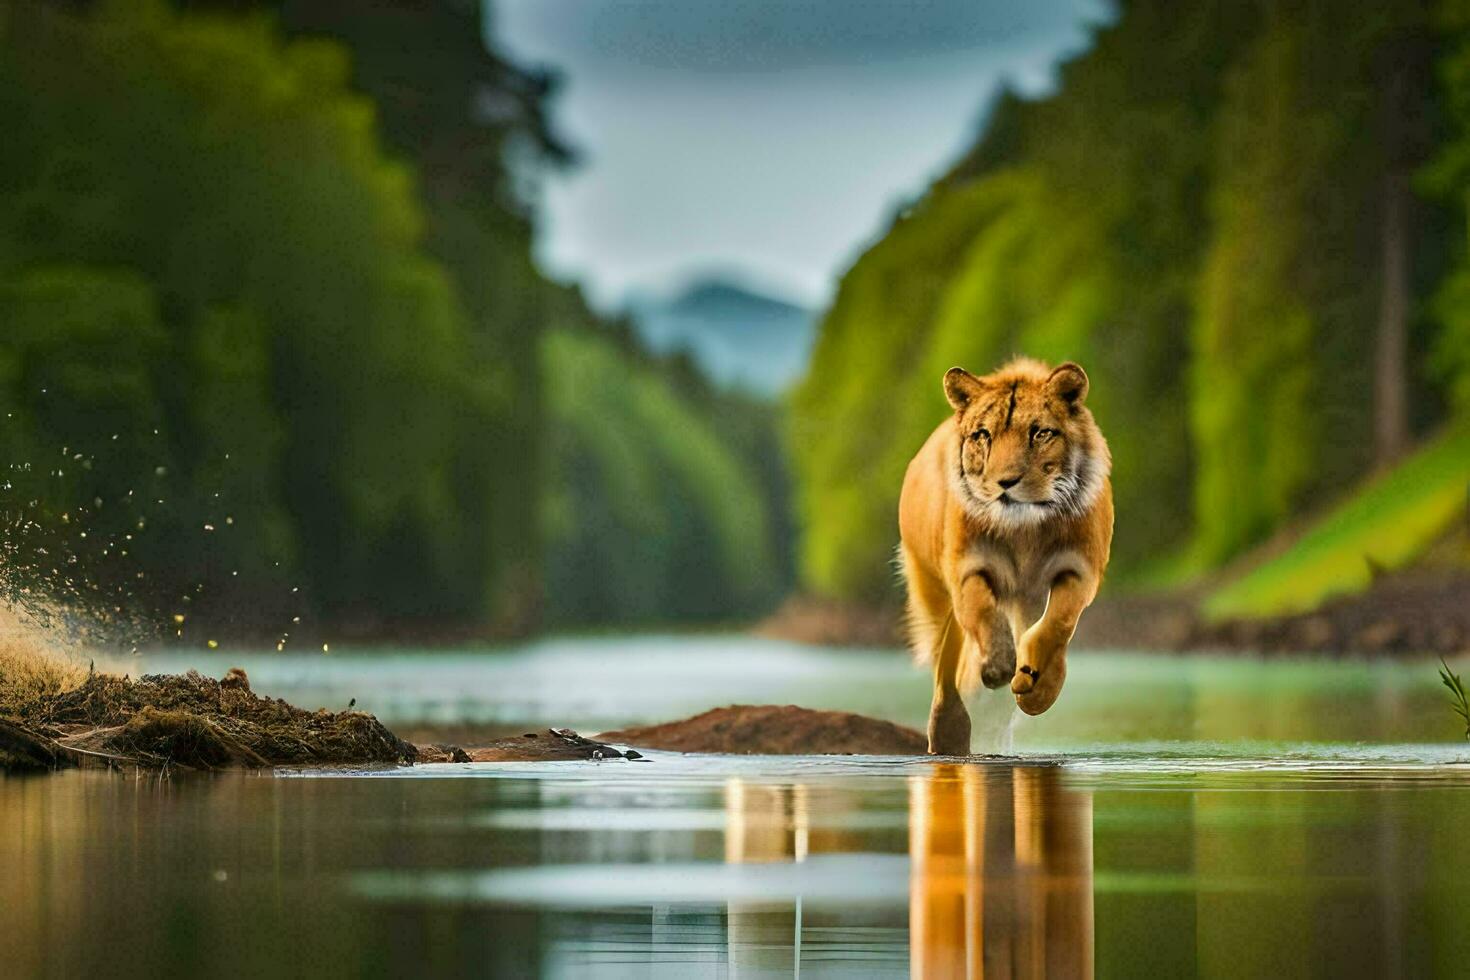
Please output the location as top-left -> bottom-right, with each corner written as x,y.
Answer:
1203,427 -> 1470,621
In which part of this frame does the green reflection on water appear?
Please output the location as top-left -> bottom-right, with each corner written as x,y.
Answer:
3,758 -> 1470,978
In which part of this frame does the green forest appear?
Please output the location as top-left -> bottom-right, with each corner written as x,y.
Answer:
0,0 -> 787,640
5,0 -> 1470,643
792,0 -> 1470,616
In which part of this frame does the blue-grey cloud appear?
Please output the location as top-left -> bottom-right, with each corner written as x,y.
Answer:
496,0 -> 1103,74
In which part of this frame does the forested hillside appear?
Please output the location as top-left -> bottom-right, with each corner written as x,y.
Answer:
0,0 -> 786,639
791,0 -> 1470,608
542,327 -> 782,625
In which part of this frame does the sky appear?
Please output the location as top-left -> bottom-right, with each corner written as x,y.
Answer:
491,0 -> 1105,312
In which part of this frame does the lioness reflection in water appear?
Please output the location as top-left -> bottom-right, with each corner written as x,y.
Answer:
910,764 -> 1093,980
720,765 -> 1093,978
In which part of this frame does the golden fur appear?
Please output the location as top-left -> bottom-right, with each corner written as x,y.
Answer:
898,357 -> 1113,754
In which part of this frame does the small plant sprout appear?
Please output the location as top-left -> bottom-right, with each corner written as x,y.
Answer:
1439,657 -> 1470,741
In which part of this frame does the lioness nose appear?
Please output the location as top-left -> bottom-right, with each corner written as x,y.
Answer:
997,475 -> 1021,489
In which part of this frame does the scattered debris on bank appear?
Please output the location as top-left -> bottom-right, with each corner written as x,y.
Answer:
421,729 -> 644,763
2,667 -> 415,771
599,704 -> 927,756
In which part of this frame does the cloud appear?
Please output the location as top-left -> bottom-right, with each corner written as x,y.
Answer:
496,0 -> 1103,74
492,0 -> 1104,309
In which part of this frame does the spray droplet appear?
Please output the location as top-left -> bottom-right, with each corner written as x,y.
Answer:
207,639 -> 218,649
322,643 -> 329,653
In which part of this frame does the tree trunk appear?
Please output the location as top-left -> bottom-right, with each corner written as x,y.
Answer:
1374,171 -> 1410,467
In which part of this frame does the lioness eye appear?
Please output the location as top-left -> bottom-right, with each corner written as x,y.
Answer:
1033,427 -> 1057,443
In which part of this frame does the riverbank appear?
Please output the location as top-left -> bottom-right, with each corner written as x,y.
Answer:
0,665 -> 415,772
757,571 -> 1470,656
1,667 -> 932,770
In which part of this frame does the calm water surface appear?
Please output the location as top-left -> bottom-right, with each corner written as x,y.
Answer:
5,637 -> 1470,978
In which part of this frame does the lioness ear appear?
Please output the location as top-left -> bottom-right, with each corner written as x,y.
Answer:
1048,362 -> 1089,408
943,367 -> 985,412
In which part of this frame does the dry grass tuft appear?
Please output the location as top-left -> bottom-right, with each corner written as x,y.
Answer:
0,609 -> 87,719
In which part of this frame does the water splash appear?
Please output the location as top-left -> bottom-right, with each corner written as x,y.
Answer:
0,424 -> 311,665
970,684 -> 1018,754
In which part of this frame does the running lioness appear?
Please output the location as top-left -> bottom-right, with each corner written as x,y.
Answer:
898,357 -> 1113,755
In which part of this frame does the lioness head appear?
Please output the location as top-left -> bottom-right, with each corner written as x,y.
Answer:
943,357 -> 1109,528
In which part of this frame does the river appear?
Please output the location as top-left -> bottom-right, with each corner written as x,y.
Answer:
4,635 -> 1469,977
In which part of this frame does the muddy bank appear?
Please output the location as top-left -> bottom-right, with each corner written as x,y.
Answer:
417,708 -> 927,761
760,573 -> 1470,657
599,705 -> 927,755
2,667 -> 415,771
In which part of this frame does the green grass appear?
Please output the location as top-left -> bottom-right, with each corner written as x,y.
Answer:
1440,657 -> 1470,741
1202,426 -> 1470,621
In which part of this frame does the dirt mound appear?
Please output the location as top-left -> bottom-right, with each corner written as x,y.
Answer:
598,704 -> 927,756
9,668 -> 415,770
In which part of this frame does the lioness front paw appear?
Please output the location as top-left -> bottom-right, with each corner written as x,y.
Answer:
980,649 -> 1016,690
979,615 -> 1016,689
1011,628 -> 1068,715
1012,663 -> 1065,715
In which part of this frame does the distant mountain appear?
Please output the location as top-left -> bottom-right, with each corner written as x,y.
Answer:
627,280 -> 816,395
